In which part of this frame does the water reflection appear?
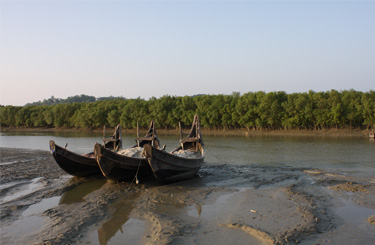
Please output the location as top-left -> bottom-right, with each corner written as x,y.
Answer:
59,179 -> 106,205
188,192 -> 239,219
97,192 -> 141,245
0,196 -> 60,244
59,179 -> 143,244
196,203 -> 202,217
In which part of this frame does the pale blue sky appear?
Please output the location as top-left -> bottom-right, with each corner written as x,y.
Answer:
1,0 -> 374,106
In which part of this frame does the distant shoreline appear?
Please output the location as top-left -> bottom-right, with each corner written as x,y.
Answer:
0,126 -> 371,138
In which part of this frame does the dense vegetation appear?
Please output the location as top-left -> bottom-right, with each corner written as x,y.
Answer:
26,95 -> 125,106
1,90 -> 374,130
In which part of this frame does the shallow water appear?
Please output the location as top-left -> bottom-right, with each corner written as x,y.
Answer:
83,188 -> 144,245
58,179 -> 107,205
187,191 -> 240,219
0,177 -> 44,204
1,131 -> 374,176
1,196 -> 60,244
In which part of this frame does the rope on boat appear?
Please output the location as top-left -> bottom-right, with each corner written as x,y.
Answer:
130,159 -> 142,187
205,145 -> 229,164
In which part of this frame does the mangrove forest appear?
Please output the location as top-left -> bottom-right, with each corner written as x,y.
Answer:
1,90 -> 374,131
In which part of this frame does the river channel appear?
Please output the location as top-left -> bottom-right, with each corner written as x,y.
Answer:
1,131 -> 374,177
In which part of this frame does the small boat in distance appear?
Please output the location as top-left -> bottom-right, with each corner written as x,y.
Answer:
49,125 -> 122,177
95,120 -> 161,181
143,114 -> 204,183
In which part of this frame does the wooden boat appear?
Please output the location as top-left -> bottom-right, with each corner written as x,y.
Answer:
143,114 -> 204,183
49,125 -> 122,177
94,120 -> 161,181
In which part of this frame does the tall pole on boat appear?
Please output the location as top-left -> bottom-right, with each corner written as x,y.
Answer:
179,121 -> 184,150
152,120 -> 155,147
118,125 -> 122,150
196,115 -> 198,138
179,121 -> 183,142
137,121 -> 140,147
103,125 -> 107,147
195,115 -> 198,151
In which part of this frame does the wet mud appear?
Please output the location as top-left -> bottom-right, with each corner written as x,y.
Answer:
1,147 -> 375,244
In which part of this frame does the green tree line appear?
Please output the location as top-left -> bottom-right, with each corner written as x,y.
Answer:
25,94 -> 125,106
1,90 -> 374,130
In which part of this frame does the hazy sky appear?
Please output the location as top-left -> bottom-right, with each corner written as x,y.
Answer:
1,0 -> 374,106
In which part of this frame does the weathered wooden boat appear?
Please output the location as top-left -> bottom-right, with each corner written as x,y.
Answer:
49,125 -> 122,177
94,120 -> 161,181
143,114 -> 204,183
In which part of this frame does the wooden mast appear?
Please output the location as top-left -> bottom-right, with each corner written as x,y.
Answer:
137,121 -> 140,147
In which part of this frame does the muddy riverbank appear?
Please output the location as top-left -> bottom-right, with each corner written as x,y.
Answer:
1,147 -> 374,244
1,126 -> 371,138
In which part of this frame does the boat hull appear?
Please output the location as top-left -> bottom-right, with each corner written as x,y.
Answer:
143,144 -> 203,182
49,140 -> 102,177
94,143 -> 153,181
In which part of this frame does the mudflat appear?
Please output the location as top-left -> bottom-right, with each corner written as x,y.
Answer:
1,147 -> 374,244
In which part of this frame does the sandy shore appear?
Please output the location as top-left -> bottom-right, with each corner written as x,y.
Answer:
1,147 -> 374,244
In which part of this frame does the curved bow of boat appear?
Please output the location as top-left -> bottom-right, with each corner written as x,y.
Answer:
94,143 -> 102,163
49,140 -> 56,154
94,143 -> 109,178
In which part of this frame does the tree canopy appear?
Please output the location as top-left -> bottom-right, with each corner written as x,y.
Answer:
25,94 -> 125,106
1,90 -> 374,130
